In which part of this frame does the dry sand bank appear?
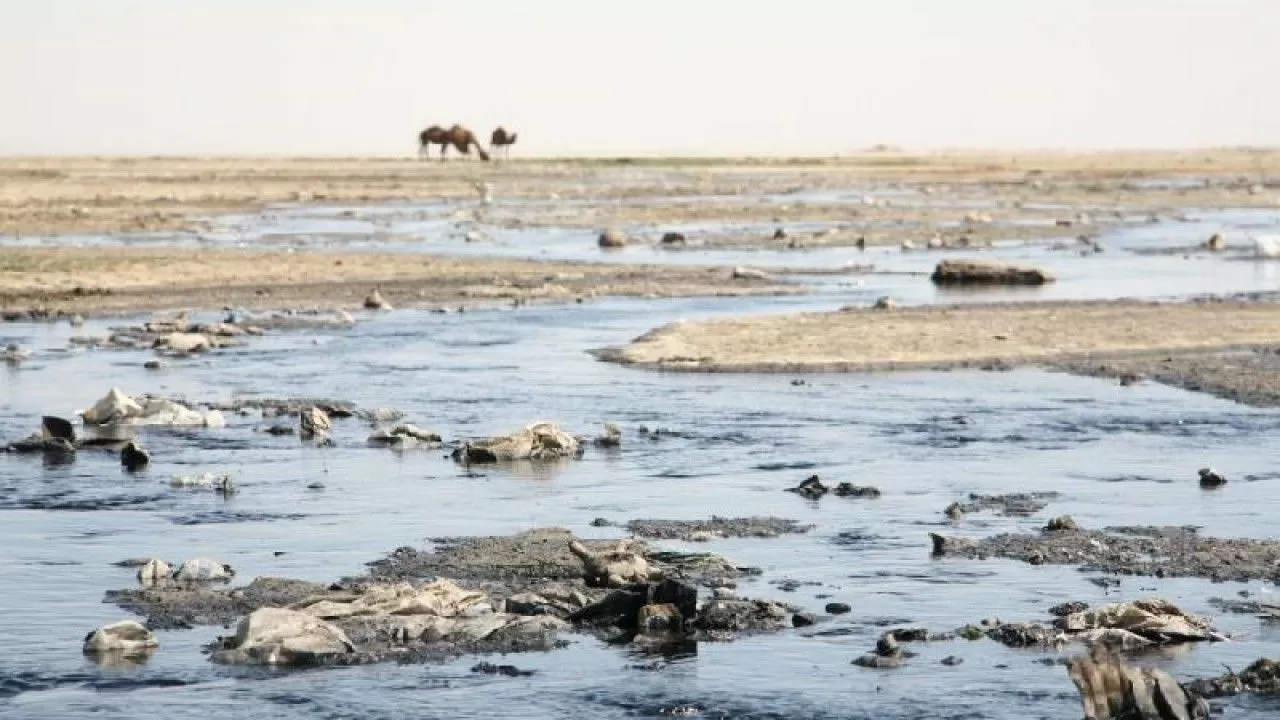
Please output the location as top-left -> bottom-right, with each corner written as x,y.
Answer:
1,151 -> 1276,237
0,247 -> 795,316
593,300 -> 1280,403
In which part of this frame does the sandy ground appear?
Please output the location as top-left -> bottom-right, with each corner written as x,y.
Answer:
593,298 -> 1280,377
2,151 -> 1276,238
0,247 -> 794,316
1,151 -> 1276,319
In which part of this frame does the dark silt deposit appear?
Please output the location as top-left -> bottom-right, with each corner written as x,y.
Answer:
931,525 -> 1280,583
104,576 -> 326,630
624,516 -> 813,540
943,491 -> 1060,518
1055,345 -> 1280,408
8,193 -> 1280,718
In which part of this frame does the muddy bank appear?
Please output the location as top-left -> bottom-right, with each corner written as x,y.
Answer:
0,247 -> 795,316
593,299 -> 1280,405
1055,346 -> 1280,407
931,524 -> 1280,583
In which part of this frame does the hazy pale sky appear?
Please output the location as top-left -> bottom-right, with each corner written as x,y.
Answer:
0,0 -> 1274,156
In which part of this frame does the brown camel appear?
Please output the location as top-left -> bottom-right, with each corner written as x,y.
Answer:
490,127 -> 518,160
418,124 -> 490,161
418,125 -> 445,159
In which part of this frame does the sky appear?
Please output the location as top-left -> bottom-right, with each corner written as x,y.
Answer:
0,0 -> 1274,156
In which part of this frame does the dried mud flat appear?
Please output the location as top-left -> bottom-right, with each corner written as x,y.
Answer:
0,246 -> 794,316
2,151 -> 1277,238
594,299 -> 1280,406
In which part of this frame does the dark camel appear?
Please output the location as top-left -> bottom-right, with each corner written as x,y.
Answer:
490,127 -> 518,160
418,124 -> 490,161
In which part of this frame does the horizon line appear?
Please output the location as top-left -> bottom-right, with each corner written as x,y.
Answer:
2,146 -> 1279,161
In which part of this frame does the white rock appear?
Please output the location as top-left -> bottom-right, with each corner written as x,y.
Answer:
368,424 -> 441,448
174,557 -> 233,582
212,607 -> 354,666
731,266 -> 773,281
170,473 -> 233,493
298,580 -> 492,620
137,398 -> 210,426
300,407 -> 332,438
81,389 -> 222,427
83,620 -> 158,654
1254,234 -> 1280,258
162,332 -> 212,353
81,388 -> 144,425
137,558 -> 171,586
365,407 -> 404,424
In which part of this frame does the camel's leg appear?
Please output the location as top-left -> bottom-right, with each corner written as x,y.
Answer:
439,144 -> 448,162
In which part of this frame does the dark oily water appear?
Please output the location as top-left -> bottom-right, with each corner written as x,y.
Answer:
2,296 -> 1280,719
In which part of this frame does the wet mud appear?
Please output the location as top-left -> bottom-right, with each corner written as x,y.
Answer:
1055,345 -> 1280,408
943,491 -> 1060,518
624,516 -> 813,541
104,577 -> 327,630
931,524 -> 1280,583
360,528 -> 759,594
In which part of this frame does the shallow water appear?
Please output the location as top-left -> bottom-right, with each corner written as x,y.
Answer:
3,288 -> 1280,718
8,186 -> 1280,306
